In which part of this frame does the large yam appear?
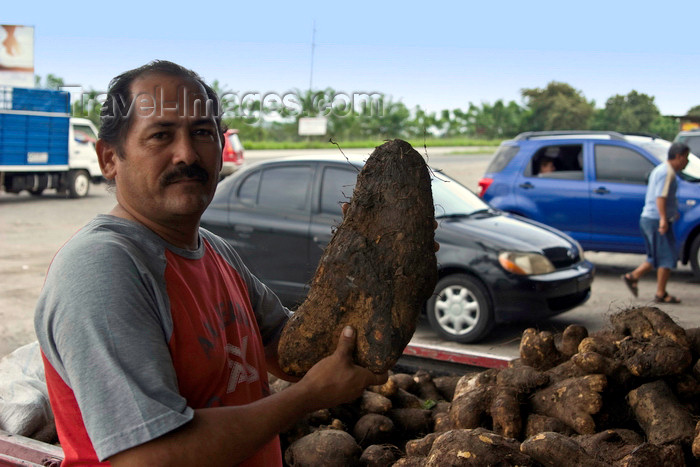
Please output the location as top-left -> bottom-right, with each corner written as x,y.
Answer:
278,139 -> 438,375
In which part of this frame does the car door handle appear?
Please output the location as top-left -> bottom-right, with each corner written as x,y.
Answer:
594,187 -> 610,195
519,182 -> 534,189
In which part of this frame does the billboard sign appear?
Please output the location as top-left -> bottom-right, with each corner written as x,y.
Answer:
298,116 -> 328,136
0,25 -> 35,88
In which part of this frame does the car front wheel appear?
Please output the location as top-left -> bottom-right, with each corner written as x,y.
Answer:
426,274 -> 494,343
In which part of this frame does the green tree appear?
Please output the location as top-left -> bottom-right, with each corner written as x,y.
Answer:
466,100 -> 527,138
521,81 -> 594,131
71,88 -> 101,127
687,105 -> 700,116
35,73 -> 65,90
596,91 -> 660,133
649,116 -> 679,141
404,106 -> 439,139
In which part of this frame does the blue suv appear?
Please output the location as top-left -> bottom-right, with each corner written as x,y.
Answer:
478,131 -> 700,278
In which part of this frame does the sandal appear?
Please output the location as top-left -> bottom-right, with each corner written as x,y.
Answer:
654,292 -> 681,304
621,273 -> 638,297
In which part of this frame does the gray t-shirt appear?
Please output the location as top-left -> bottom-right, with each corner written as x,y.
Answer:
34,215 -> 291,461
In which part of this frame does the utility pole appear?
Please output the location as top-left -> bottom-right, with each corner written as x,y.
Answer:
309,21 -> 316,91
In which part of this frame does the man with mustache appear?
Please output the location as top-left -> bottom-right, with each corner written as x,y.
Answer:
34,60 -> 386,466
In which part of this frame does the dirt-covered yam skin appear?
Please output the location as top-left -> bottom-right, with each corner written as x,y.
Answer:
278,139 -> 438,375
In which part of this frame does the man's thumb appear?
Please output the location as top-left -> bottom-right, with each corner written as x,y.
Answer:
336,325 -> 356,355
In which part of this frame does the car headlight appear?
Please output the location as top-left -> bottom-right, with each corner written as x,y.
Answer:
498,251 -> 555,275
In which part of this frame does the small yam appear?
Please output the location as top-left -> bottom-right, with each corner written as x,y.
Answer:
453,368 -> 499,400
448,385 -> 492,429
626,379 -> 695,445
496,365 -> 549,393
489,386 -> 522,439
368,375 -> 398,398
577,333 -> 619,358
433,375 -> 461,401
389,408 -> 433,438
359,444 -> 401,466
575,429 -> 644,463
615,442 -> 686,467
405,432 -> 440,457
524,414 -> 574,438
555,324 -> 589,358
432,411 -> 452,433
391,387 -> 423,409
284,429 -> 362,467
352,413 -> 395,447
545,358 -> 588,383
519,328 -> 565,370
425,428 -> 534,466
618,335 -> 692,378
610,306 -> 656,339
390,373 -> 418,393
278,139 -> 438,375
571,351 -> 634,388
530,374 -> 607,434
520,431 -> 607,467
360,390 -> 392,414
693,420 -> 700,458
413,369 -> 443,401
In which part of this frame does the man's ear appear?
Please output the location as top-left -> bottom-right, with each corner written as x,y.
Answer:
96,139 -> 118,180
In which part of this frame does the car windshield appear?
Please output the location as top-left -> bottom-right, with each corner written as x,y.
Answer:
432,172 -> 492,217
630,138 -> 700,180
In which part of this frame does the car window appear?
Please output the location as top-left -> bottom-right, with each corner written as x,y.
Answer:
485,144 -> 519,173
432,174 -> 490,217
526,144 -> 584,179
237,170 -> 261,205
681,135 -> 700,156
594,145 -> 654,184
256,165 -> 313,211
227,132 -> 244,151
73,123 -> 97,143
321,166 -> 357,215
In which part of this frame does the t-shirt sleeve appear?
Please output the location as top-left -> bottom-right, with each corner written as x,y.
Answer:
35,231 -> 193,461
649,164 -> 674,199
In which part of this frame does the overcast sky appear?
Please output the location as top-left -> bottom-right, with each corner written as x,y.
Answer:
4,0 -> 699,116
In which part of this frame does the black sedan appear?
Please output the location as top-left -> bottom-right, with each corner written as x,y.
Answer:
201,154 -> 594,343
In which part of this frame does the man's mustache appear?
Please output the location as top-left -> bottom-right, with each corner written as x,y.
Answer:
161,164 -> 210,186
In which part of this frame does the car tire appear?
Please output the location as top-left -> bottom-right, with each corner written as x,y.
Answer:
690,235 -> 700,280
67,170 -> 90,198
426,274 -> 494,343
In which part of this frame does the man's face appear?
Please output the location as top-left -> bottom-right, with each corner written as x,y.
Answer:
109,73 -> 222,225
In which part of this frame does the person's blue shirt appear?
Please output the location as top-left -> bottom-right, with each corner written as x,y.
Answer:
641,161 -> 679,221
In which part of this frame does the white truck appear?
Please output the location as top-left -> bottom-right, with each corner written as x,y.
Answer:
0,87 -> 103,198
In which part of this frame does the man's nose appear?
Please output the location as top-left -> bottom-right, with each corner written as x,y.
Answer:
172,132 -> 199,166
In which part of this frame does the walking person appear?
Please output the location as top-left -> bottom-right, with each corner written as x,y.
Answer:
622,142 -> 690,304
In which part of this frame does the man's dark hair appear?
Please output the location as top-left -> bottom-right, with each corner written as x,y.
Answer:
98,60 -> 226,154
668,142 -> 690,160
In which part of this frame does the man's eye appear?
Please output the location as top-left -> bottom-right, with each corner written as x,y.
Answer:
193,129 -> 215,139
151,132 -> 168,140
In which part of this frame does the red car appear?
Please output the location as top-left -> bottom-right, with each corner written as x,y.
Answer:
219,129 -> 245,179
